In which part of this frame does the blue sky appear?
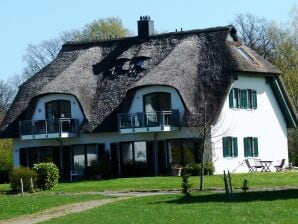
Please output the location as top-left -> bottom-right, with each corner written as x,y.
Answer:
0,0 -> 296,80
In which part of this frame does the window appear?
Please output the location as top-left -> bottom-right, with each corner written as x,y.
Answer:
223,137 -> 238,157
167,139 -> 198,166
229,88 -> 257,109
143,92 -> 172,126
229,88 -> 241,108
143,92 -> 171,112
244,137 -> 259,157
45,100 -> 71,119
237,48 -> 255,62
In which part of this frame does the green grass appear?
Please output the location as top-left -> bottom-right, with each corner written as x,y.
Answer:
0,172 -> 297,222
43,189 -> 298,224
0,193 -> 108,220
52,172 -> 298,192
0,183 -> 10,193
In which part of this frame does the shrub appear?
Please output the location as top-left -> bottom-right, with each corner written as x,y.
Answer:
0,170 -> 10,184
183,162 -> 215,176
181,168 -> 192,196
9,167 -> 37,192
33,163 -> 59,190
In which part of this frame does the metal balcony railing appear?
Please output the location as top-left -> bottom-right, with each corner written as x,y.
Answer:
118,110 -> 180,129
19,118 -> 79,137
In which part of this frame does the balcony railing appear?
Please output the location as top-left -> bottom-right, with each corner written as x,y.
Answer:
19,118 -> 79,139
118,110 -> 180,132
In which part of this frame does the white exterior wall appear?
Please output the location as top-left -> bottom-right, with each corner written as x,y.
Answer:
128,86 -> 185,119
212,75 -> 288,174
31,94 -> 84,123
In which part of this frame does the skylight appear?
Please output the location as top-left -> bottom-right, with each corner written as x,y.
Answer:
237,48 -> 254,62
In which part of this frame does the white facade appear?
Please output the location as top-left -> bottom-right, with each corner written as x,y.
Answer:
211,75 -> 288,174
31,94 -> 85,123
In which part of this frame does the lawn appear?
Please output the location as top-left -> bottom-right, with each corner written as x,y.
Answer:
0,193 -> 108,220
0,172 -> 297,222
42,189 -> 298,224
53,172 -> 298,192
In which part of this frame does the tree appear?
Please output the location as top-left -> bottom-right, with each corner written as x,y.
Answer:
74,17 -> 130,42
21,17 -> 130,79
183,95 -> 226,191
234,13 -> 275,61
0,138 -> 13,170
0,79 -> 14,114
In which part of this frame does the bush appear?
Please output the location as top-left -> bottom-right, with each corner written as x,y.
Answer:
33,163 -> 59,190
182,162 -> 215,176
0,170 -> 10,184
9,167 -> 37,192
181,168 -> 192,196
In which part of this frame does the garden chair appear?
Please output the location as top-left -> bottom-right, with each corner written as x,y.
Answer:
274,159 -> 285,172
253,159 -> 265,172
245,159 -> 264,172
245,159 -> 256,172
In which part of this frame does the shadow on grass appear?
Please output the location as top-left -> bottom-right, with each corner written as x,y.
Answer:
164,189 -> 298,204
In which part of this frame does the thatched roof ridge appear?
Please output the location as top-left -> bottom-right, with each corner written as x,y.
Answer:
1,25 -> 293,138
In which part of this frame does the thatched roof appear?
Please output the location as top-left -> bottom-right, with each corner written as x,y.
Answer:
1,25 -> 296,138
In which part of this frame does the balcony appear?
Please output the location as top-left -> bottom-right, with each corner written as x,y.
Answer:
19,118 -> 79,140
118,110 -> 180,134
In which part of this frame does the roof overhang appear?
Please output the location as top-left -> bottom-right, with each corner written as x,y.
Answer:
268,77 -> 298,128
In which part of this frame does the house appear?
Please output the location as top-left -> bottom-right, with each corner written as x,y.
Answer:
1,16 -> 297,179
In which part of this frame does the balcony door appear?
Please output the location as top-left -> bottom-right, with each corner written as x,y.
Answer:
143,92 -> 171,126
46,100 -> 71,119
45,100 -> 71,133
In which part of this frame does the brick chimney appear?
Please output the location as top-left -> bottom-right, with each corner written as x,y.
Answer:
138,15 -> 154,38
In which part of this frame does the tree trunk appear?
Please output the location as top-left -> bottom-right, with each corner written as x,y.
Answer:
199,141 -> 205,191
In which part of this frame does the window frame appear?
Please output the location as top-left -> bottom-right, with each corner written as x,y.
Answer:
244,137 -> 259,157
143,92 -> 172,113
229,88 -> 257,110
45,100 -> 71,119
222,136 -> 238,158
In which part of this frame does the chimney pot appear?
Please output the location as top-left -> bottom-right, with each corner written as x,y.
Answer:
138,15 -> 154,38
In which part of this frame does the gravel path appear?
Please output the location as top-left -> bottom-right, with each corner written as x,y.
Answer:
0,192 -> 171,224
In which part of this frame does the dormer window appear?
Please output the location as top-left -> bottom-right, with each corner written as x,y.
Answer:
133,59 -> 145,72
46,100 -> 71,119
130,56 -> 149,74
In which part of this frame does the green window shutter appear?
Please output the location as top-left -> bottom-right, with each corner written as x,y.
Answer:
247,89 -> 252,108
240,90 -> 247,109
236,88 -> 241,108
229,89 -> 234,108
252,90 -> 257,109
223,137 -> 231,157
244,137 -> 250,157
233,137 -> 238,157
253,137 -> 259,157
